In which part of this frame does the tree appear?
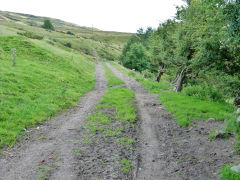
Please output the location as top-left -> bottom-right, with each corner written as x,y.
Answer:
122,43 -> 149,72
42,19 -> 54,30
223,0 -> 240,106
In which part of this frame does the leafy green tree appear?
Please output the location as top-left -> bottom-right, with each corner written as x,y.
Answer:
42,19 -> 54,30
122,43 -> 149,72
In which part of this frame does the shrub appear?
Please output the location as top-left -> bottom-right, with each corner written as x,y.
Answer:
67,31 -> 74,35
183,85 -> 225,102
142,69 -> 155,79
42,19 -> 54,30
64,42 -> 72,48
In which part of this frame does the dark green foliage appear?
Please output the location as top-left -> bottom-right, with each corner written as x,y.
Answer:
17,31 -> 43,40
120,0 -> 240,103
67,31 -> 74,35
64,42 -> 72,48
42,19 -> 54,30
122,43 -> 149,72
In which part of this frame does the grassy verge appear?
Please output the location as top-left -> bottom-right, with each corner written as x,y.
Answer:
0,36 -> 96,148
103,63 -> 124,87
86,87 -> 137,174
159,91 -> 236,126
111,62 -> 236,126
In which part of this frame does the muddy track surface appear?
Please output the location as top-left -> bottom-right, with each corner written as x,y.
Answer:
107,63 -> 240,180
0,63 -> 107,180
1,62 -> 239,180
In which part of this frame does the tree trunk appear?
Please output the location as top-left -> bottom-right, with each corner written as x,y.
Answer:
156,64 -> 165,82
175,68 -> 186,92
234,88 -> 240,107
156,71 -> 164,82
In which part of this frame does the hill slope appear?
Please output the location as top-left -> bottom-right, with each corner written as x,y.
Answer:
0,10 -> 132,60
0,11 -> 131,147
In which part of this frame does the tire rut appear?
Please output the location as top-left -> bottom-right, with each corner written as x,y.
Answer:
107,63 -> 165,179
0,63 -> 107,180
106,63 -> 240,180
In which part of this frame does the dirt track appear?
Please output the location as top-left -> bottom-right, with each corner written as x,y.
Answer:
107,63 -> 240,180
0,62 -> 239,180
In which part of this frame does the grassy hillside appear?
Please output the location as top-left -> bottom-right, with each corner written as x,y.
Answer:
0,11 -> 132,60
0,35 -> 97,147
0,11 -> 131,148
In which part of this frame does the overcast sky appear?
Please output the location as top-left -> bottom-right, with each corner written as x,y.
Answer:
1,0 -> 185,33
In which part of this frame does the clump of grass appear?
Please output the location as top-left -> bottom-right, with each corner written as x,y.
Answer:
219,164 -> 240,180
103,63 -> 124,87
121,158 -> 132,173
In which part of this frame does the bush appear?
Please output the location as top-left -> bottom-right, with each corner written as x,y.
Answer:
183,85 -> 225,102
67,31 -> 74,35
142,69 -> 155,79
64,42 -> 72,48
42,19 -> 54,30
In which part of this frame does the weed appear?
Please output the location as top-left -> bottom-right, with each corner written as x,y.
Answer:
121,158 -> 131,173
39,173 -> 45,179
219,164 -> 240,180
209,131 -> 216,139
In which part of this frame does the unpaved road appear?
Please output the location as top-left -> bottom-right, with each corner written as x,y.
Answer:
107,63 -> 240,180
0,62 -> 239,180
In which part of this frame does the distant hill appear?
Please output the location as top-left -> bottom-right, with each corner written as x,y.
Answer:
0,10 -> 133,60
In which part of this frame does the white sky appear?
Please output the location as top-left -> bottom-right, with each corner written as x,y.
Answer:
1,0 -> 185,33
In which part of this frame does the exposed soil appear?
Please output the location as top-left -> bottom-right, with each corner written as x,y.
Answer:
74,105 -> 139,180
0,62 -> 239,180
107,63 -> 240,180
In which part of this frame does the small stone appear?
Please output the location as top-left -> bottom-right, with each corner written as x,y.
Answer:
237,108 -> 240,114
237,116 -> 240,123
208,118 -> 215,122
231,164 -> 240,172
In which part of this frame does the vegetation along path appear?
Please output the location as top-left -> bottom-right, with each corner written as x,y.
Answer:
0,62 -> 239,180
0,63 -> 107,180
107,63 -> 240,180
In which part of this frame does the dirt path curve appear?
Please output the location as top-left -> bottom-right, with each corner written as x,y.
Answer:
0,63 -> 107,180
107,63 -> 240,180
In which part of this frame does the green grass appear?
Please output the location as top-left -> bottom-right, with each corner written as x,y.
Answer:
159,91 -> 235,127
86,87 -> 137,136
220,164 -> 240,180
103,63 -> 124,87
111,62 -> 236,127
0,36 -> 96,147
0,11 -> 132,61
